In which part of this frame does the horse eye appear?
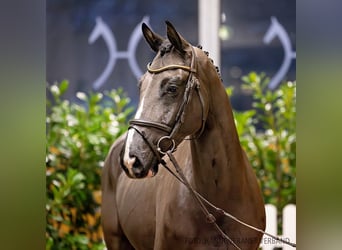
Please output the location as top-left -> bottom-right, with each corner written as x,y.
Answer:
166,85 -> 178,94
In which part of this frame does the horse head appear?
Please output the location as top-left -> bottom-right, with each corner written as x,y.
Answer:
120,21 -> 209,178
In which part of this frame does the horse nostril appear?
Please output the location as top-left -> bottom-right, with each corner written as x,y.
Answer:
133,157 -> 142,169
131,157 -> 146,177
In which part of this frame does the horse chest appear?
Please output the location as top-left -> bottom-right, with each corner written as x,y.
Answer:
156,182 -> 212,235
155,200 -> 229,250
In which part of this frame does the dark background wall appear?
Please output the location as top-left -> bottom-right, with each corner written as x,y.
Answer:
47,0 -> 295,109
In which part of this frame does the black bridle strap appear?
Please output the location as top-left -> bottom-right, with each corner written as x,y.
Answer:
169,75 -> 197,138
193,81 -> 207,138
129,119 -> 172,134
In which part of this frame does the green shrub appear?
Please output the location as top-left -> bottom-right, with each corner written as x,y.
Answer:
46,73 -> 296,248
46,80 -> 133,249
230,72 -> 296,223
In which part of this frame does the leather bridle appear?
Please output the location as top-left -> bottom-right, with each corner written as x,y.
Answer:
129,46 -> 207,158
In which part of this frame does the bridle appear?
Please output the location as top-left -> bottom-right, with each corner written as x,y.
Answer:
129,46 -> 207,157
126,46 -> 296,249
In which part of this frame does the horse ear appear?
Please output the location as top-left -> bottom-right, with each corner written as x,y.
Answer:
165,21 -> 188,53
142,23 -> 164,52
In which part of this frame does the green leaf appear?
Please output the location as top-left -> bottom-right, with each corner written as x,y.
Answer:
74,235 -> 89,245
72,172 -> 86,184
56,173 -> 66,185
225,86 -> 234,96
249,72 -> 260,83
59,80 -> 69,95
90,92 -> 103,104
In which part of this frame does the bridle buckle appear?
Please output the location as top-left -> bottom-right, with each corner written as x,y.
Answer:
157,136 -> 176,155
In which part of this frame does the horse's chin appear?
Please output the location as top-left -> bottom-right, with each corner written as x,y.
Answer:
144,159 -> 159,178
137,157 -> 159,178
138,160 -> 159,178
148,162 -> 159,177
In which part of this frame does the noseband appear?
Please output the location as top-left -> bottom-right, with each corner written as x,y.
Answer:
129,46 -> 207,159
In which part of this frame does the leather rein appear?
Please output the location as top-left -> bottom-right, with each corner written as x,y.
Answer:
127,46 -> 296,249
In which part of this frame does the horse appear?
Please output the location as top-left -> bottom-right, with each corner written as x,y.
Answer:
101,21 -> 266,250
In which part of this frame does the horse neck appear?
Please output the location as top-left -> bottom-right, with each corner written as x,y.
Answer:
189,63 -> 246,199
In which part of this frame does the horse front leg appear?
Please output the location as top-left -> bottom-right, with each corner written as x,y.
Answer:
102,174 -> 135,250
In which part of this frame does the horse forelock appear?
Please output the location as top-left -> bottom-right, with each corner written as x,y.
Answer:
155,39 -> 193,64
159,40 -> 173,56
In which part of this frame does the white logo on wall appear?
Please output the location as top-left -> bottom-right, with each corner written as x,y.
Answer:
263,17 -> 296,89
88,16 -> 150,90
88,16 -> 295,91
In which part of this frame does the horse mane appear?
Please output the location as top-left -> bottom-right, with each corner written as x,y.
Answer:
196,44 -> 223,83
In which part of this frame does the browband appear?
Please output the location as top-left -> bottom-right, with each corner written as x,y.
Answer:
147,63 -> 195,73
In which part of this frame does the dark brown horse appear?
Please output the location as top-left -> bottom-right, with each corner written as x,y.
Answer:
101,21 -> 265,250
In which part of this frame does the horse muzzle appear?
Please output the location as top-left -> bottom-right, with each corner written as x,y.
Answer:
120,144 -> 159,179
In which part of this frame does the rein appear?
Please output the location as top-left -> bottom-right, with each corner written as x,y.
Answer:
128,46 -> 296,249
161,150 -> 297,249
162,151 -> 241,250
